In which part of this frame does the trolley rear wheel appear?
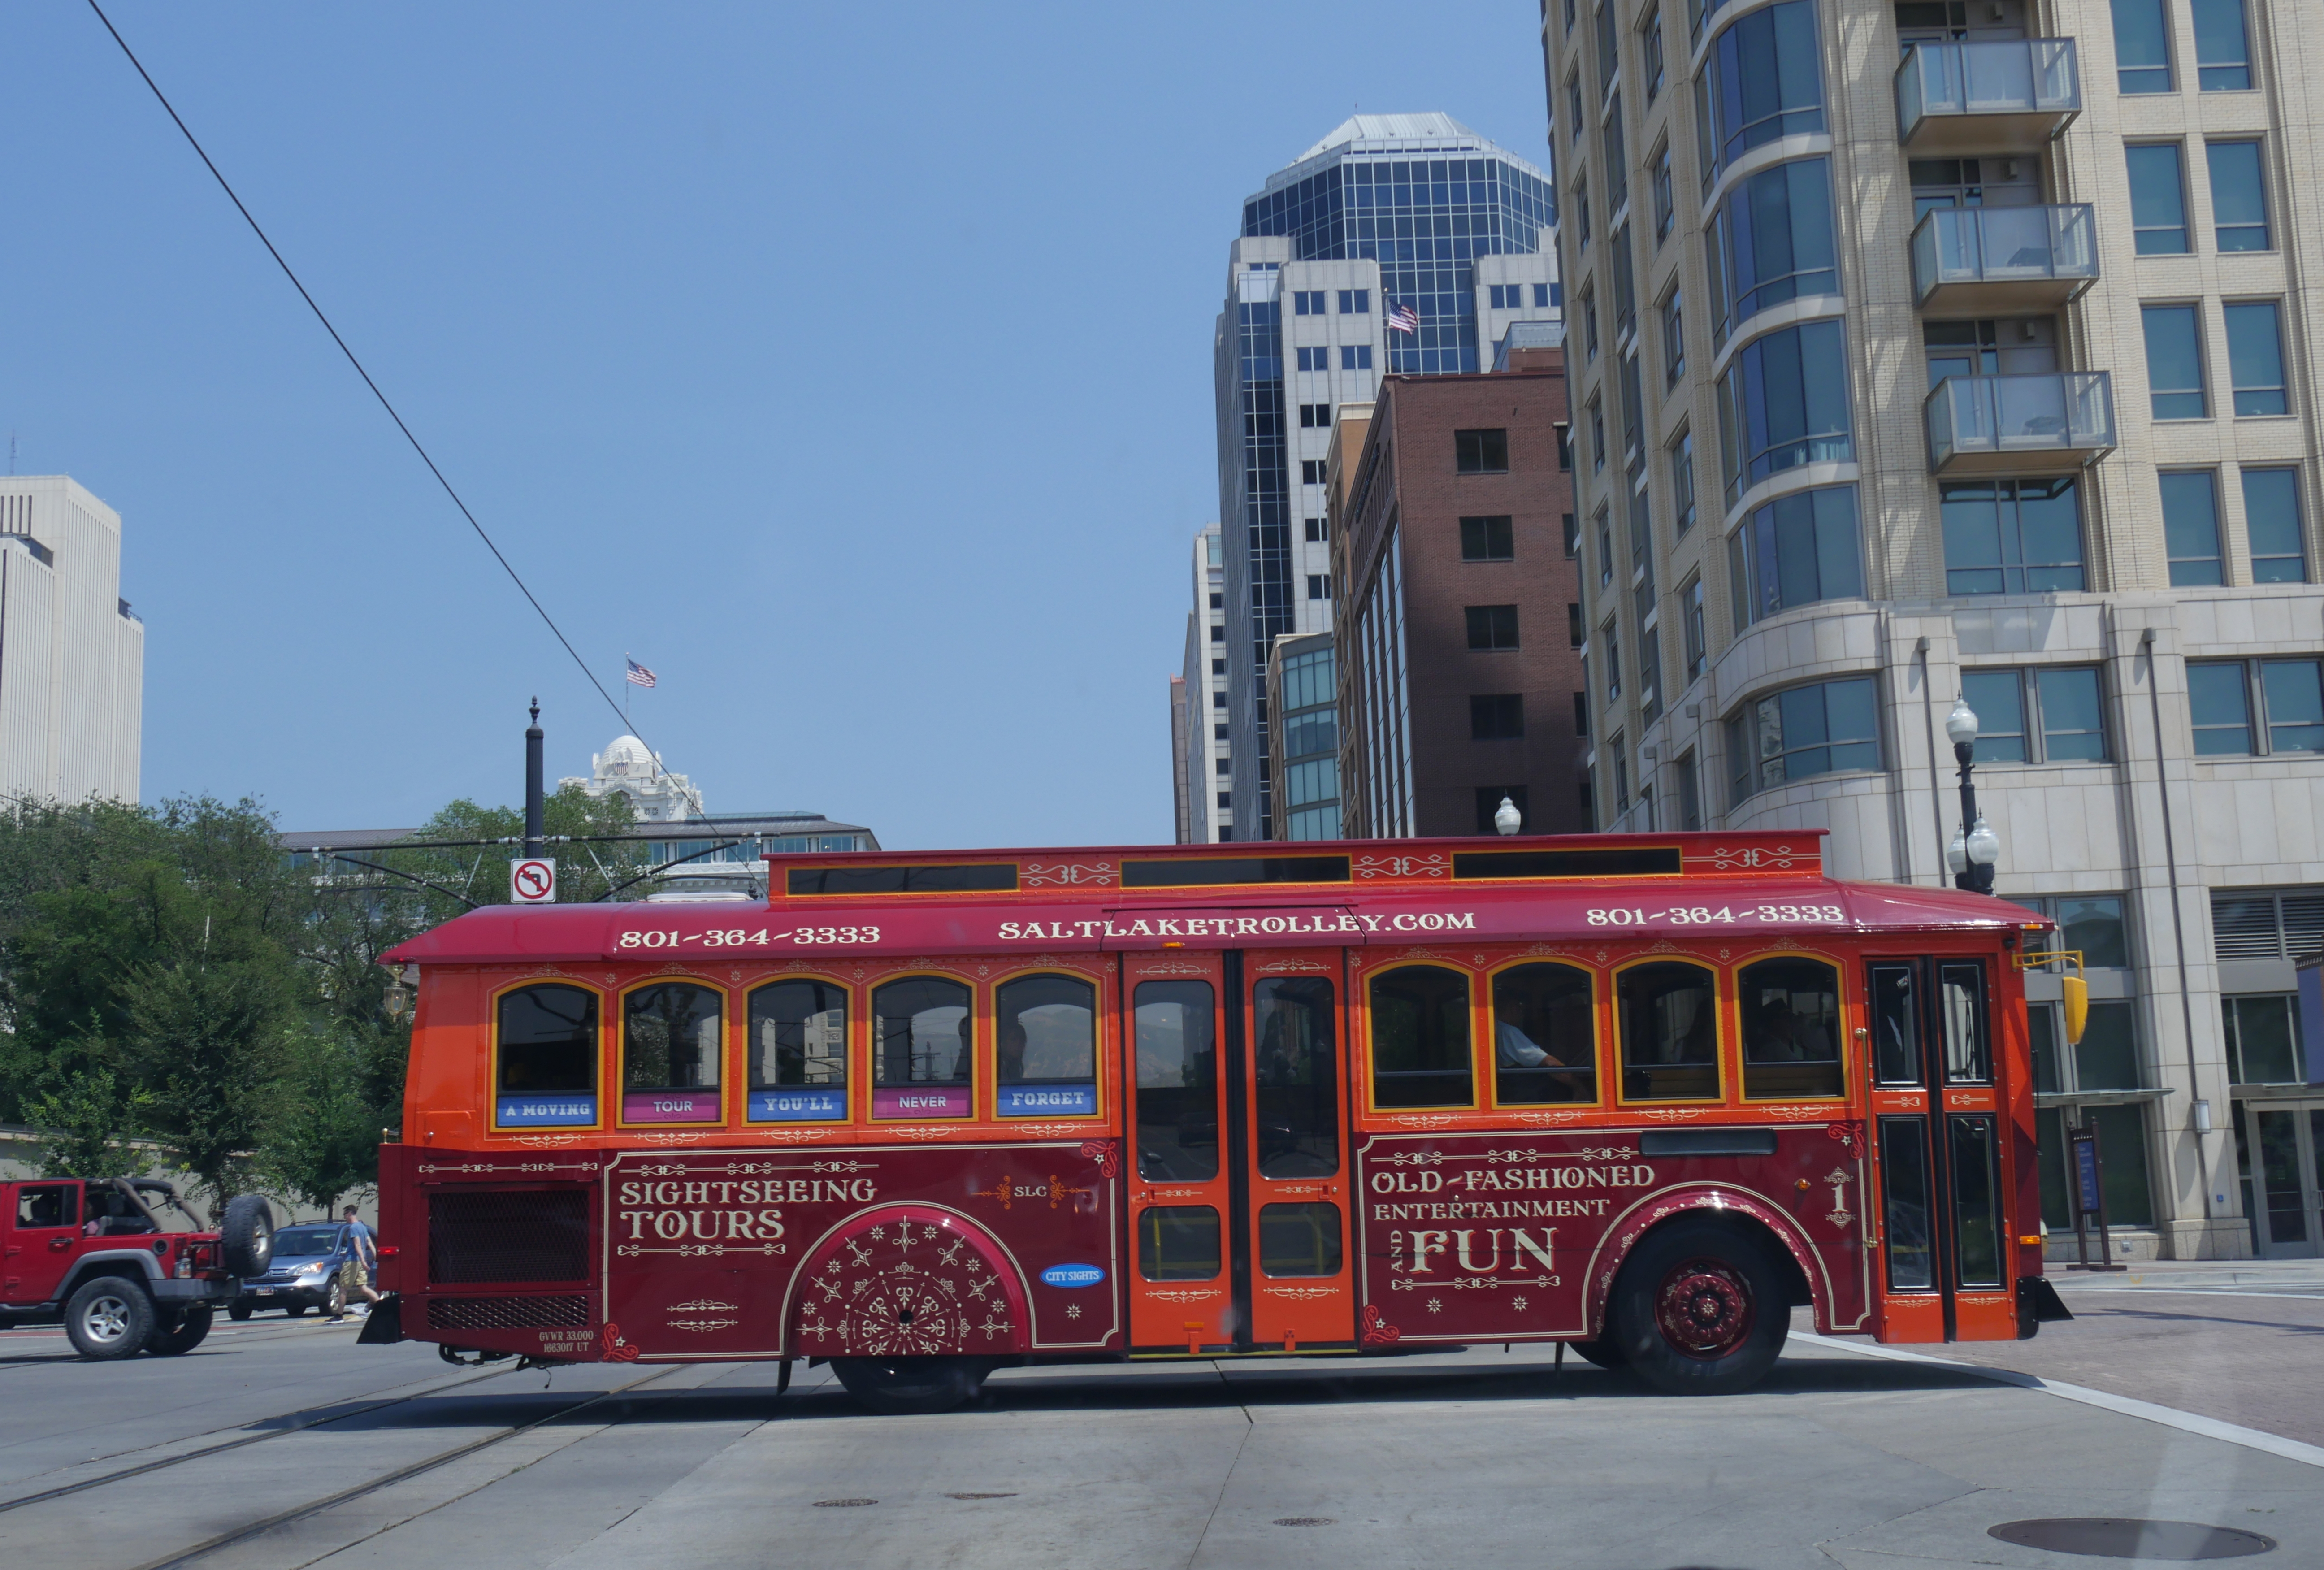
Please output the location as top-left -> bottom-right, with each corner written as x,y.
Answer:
1567,1336 -> 1626,1370
829,1356 -> 986,1415
1610,1219 -> 1789,1396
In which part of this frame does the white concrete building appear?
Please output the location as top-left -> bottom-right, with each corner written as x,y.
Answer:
560,734 -> 699,822
1178,525 -> 1233,841
0,477 -> 142,804
1551,0 -> 2324,1259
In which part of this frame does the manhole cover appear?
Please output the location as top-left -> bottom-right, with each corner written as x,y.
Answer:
945,1492 -> 1017,1500
1273,1517 -> 1336,1527
1988,1520 -> 2276,1560
812,1498 -> 878,1508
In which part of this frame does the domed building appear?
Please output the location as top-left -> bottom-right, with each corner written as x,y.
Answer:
560,734 -> 699,822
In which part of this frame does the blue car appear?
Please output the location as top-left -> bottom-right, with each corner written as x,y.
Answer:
227,1222 -> 357,1319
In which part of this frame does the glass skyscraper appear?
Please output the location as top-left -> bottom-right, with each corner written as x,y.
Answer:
1212,115 -> 1559,838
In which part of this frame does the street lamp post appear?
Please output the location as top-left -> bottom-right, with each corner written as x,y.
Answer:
1942,697 -> 1999,894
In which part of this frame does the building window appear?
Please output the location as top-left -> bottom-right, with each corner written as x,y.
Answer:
1466,604 -> 1521,651
2193,0 -> 2252,90
1677,751 -> 1702,829
2189,659 -> 2324,756
2160,470 -> 2224,585
1216,758 -> 1232,776
1610,225 -> 1637,338
1574,690 -> 1591,736
1556,422 -> 1574,471
1682,577 -> 1707,681
1299,403 -> 1333,429
1643,4 -> 1666,100
1295,346 -> 1328,373
1638,616 -> 1663,723
1716,319 -> 1853,503
1589,401 -> 1608,473
1706,158 -> 1838,348
1581,283 -> 1599,359
1604,93 -> 1630,216
1306,574 -> 1331,600
1212,693 -> 1227,710
1456,428 -> 1510,473
2225,301 -> 2288,415
1569,603 -> 1585,646
1460,515 -> 1515,561
1214,724 -> 1229,740
1726,677 -> 1880,804
2126,143 -> 2190,254
1596,0 -> 1620,91
1661,288 -> 1685,386
1594,509 -> 1614,590
1470,694 -> 1525,740
2142,304 -> 2208,419
1620,352 -> 1647,463
1301,459 -> 1327,484
1217,791 -> 1231,808
1338,289 -> 1370,315
1563,512 -> 1580,555
1565,0 -> 1576,32
1940,478 -> 2085,595
1535,283 -> 1554,308
2223,996 -> 2303,1084
2243,468 -> 2308,583
2112,0 -> 2173,92
1293,290 -> 1326,315
2211,886 -> 2324,961
1671,430 -> 1697,534
1575,178 -> 1593,252
1340,344 -> 1372,370
1651,144 -> 1674,243
1212,659 -> 1226,676
1730,483 -> 1863,626
1304,517 -> 1329,542
1700,0 -> 1825,183
1959,667 -> 2109,763
1488,284 -> 1523,309
2207,140 -> 2270,250
1210,625 -> 1225,643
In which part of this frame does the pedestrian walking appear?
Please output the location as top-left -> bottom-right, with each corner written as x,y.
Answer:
341,1204 -> 382,1318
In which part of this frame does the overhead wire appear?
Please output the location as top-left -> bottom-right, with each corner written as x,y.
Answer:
83,0 -> 678,784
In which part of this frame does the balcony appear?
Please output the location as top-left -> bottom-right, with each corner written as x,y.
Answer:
1925,372 -> 2115,475
1912,204 -> 2098,312
1896,40 -> 2081,154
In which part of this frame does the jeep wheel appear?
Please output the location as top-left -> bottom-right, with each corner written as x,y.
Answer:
147,1305 -> 213,1356
65,1277 -> 157,1361
829,1356 -> 985,1415
220,1194 -> 276,1278
227,1302 -> 252,1322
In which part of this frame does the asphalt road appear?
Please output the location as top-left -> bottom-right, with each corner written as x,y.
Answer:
0,1301 -> 2316,1570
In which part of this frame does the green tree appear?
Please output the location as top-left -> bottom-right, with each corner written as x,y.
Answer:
258,1028 -> 380,1216
25,1058 -> 155,1179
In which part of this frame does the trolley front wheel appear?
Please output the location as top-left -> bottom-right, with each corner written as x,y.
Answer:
829,1356 -> 986,1415
1610,1219 -> 1789,1396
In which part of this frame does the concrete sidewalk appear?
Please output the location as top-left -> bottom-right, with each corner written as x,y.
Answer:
2047,1256 -> 2324,1293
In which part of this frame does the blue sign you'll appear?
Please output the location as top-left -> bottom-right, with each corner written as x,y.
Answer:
997,1083 -> 1097,1118
1041,1263 -> 1105,1288
497,1094 -> 596,1128
748,1089 -> 847,1123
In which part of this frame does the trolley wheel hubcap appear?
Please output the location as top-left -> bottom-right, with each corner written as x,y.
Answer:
1654,1258 -> 1754,1359
82,1296 -> 132,1344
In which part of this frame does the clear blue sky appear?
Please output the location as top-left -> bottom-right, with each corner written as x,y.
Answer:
4,2 -> 1552,849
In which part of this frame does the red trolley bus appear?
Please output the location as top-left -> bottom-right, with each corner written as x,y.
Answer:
370,830 -> 2072,1409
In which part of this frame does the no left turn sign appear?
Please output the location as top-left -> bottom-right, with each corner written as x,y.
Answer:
510,858 -> 557,904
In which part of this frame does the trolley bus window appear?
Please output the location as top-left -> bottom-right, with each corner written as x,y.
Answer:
1258,1202 -> 1344,1277
1133,981 -> 1218,1180
1254,978 -> 1339,1175
1491,963 -> 1596,1105
1739,958 -> 1843,1099
871,977 -> 973,1119
622,983 -> 722,1123
746,980 -> 847,1123
1139,1205 -> 1222,1281
995,974 -> 1097,1117
1949,1115 -> 2003,1287
495,984 -> 599,1128
1368,967 -> 1475,1108
1869,963 -> 1921,1084
1617,962 -> 1720,1100
1940,962 -> 1990,1083
1879,1116 -> 1935,1291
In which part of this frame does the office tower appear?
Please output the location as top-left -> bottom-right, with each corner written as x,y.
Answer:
1178,525 -> 1233,841
1214,114 -> 1560,838
0,477 -> 143,803
1548,0 -> 2324,1258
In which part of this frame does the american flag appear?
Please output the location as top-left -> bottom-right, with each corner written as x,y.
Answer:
624,658 -> 657,689
1386,301 -> 1419,334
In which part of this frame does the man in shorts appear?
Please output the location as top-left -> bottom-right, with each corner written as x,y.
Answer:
340,1204 -> 382,1318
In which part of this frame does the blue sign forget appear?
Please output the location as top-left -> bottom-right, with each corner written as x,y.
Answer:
497,1094 -> 596,1128
747,1089 -> 847,1123
998,1083 -> 1097,1118
1041,1263 -> 1105,1288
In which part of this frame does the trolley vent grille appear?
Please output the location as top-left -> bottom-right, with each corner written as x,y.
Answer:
425,1293 -> 590,1331
427,1188 -> 590,1284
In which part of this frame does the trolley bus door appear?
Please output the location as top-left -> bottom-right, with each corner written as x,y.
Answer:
1124,952 -> 1234,1352
1866,957 -> 2011,1341
1239,946 -> 1355,1351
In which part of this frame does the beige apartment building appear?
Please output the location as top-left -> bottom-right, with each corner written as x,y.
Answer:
1548,0 -> 2324,1259
0,477 -> 142,806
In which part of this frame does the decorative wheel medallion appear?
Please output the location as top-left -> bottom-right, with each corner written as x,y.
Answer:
794,1217 -> 1018,1357
1654,1258 -> 1754,1360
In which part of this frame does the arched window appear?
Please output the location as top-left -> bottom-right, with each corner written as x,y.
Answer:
746,980 -> 847,1123
622,983 -> 723,1123
1739,958 -> 1843,1097
1133,980 -> 1217,1180
495,983 -> 599,1128
1369,966 -> 1474,1108
1492,963 -> 1598,1104
872,977 -> 972,1119
1253,977 -> 1338,1175
1617,962 -> 1720,1100
995,974 -> 1097,1117
1696,0 -> 1826,184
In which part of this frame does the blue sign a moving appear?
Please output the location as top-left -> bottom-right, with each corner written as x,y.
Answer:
997,1083 -> 1097,1118
748,1089 -> 847,1123
498,1094 -> 596,1128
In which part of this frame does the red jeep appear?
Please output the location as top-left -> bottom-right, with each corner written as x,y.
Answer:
0,1176 -> 274,1359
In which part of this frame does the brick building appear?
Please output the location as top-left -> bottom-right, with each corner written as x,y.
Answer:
1330,349 -> 1587,837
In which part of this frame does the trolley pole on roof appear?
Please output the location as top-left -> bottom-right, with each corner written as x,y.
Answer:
523,699 -> 545,859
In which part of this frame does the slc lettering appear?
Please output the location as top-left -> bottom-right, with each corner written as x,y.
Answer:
613,1176 -> 877,1243
997,911 -> 1478,941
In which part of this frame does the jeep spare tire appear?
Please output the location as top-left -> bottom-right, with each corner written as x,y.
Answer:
221,1194 -> 275,1278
